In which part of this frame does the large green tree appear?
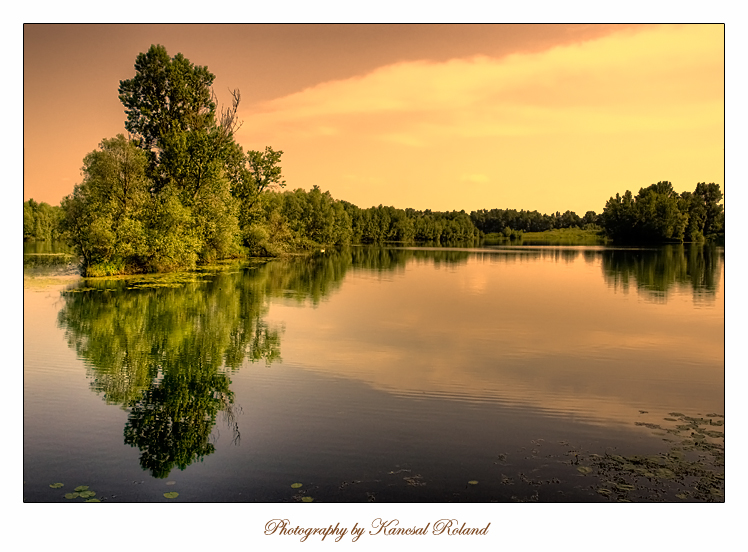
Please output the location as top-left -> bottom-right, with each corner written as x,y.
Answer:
59,135 -> 153,274
118,45 -> 216,156
61,45 -> 254,274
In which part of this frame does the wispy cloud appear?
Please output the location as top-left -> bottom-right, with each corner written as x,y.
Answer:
237,24 -> 722,213
243,25 -> 722,145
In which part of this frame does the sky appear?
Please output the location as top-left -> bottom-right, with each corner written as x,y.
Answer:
23,23 -> 724,215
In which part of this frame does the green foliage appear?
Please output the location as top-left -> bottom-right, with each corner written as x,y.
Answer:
118,44 -> 216,155
24,199 -> 63,242
601,182 -> 723,243
60,46 -> 248,275
471,207 -> 586,234
59,135 -> 152,274
691,182 -> 724,240
57,268 -> 284,477
341,203 -> 477,244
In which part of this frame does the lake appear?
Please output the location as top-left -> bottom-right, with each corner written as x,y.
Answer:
23,243 -> 724,502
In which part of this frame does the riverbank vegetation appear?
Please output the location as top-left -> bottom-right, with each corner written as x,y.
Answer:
24,45 -> 724,276
24,199 -> 63,242
601,181 -> 724,243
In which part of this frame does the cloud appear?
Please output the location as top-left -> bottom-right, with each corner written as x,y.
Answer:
236,24 -> 723,214
242,24 -> 723,145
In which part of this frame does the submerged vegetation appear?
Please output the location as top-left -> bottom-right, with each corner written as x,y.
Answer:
25,45 -> 724,276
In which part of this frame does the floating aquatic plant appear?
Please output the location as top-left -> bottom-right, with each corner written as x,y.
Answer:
577,412 -> 724,502
291,483 -> 303,489
49,483 -> 64,489
163,492 -> 179,499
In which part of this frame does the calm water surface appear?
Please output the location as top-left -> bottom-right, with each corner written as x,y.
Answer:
23,244 -> 724,502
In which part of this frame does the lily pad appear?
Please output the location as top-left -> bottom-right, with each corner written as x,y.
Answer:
64,492 -> 80,499
467,480 -> 479,485
49,483 -> 64,489
291,483 -> 303,489
74,485 -> 89,492
79,491 -> 96,498
301,496 -> 314,502
85,499 -> 101,502
163,492 -> 179,499
577,466 -> 593,474
655,468 -> 675,479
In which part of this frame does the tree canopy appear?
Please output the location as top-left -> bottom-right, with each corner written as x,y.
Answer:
61,45 -> 284,275
601,181 -> 723,243
118,45 -> 216,154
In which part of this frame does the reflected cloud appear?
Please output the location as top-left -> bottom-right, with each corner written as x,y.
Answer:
55,245 -> 723,475
268,246 -> 723,425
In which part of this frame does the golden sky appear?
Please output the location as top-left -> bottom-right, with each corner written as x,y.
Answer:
23,24 -> 724,215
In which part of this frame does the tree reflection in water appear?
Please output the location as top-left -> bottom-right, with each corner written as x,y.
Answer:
600,243 -> 722,303
55,244 -> 719,478
57,264 -> 284,478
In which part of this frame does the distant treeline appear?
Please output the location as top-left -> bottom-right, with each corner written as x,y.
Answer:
240,188 -> 478,257
470,208 -> 600,235
23,198 -> 63,242
23,44 -> 724,276
470,180 -> 724,243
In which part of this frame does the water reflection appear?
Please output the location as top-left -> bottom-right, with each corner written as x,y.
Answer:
263,245 -> 723,425
601,243 -> 723,303
57,268 -> 282,477
54,244 -> 723,477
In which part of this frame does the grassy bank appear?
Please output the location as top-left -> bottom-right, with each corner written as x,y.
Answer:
483,227 -> 608,245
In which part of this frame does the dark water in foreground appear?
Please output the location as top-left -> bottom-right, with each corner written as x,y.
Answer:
23,244 -> 724,502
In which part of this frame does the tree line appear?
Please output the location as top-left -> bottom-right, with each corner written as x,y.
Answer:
470,208 -> 600,236
24,45 -> 724,275
24,198 -> 63,242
